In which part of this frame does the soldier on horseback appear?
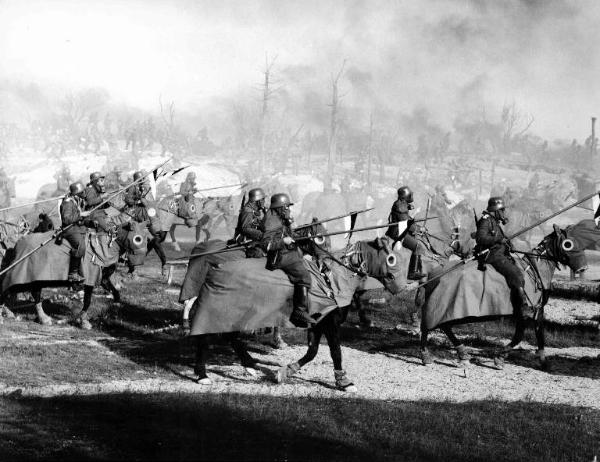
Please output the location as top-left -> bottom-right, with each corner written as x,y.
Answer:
124,170 -> 153,221
59,182 -> 87,282
475,196 -> 528,315
232,187 -> 266,258
261,192 -> 315,328
386,185 -> 414,241
180,171 -> 198,202
83,171 -> 111,232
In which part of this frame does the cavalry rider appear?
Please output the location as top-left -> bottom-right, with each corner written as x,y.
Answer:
475,197 -> 528,315
83,171 -> 111,231
385,185 -> 414,242
124,170 -> 153,222
233,187 -> 267,258
261,193 -> 315,328
59,182 -> 88,282
179,171 -> 198,202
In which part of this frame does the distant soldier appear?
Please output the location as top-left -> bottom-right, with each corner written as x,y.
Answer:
261,193 -> 314,328
60,182 -> 87,282
233,188 -> 267,258
179,171 -> 198,202
475,197 -> 527,315
385,185 -> 414,242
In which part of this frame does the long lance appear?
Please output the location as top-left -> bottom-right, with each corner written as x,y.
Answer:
294,208 -> 374,231
175,217 -> 438,260
414,189 -> 600,290
0,195 -> 66,213
293,217 -> 438,243
162,182 -> 247,201
170,241 -> 252,261
0,159 -> 172,277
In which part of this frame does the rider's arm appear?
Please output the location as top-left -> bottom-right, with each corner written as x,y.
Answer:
240,209 -> 263,241
60,200 -> 81,227
475,217 -> 502,249
261,212 -> 285,252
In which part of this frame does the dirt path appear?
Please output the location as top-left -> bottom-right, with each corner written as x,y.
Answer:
1,318 -> 599,411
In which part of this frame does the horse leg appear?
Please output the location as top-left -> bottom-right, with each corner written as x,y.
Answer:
441,325 -> 471,365
224,332 -> 258,375
534,311 -> 548,371
420,318 -> 434,366
194,335 -> 212,384
270,326 -> 287,349
324,310 -> 357,392
181,296 -> 197,335
276,326 -> 322,384
74,285 -> 93,330
147,237 -> 167,273
0,291 -> 17,320
32,285 -> 52,326
494,312 -> 526,370
101,265 -> 121,304
169,225 -> 181,252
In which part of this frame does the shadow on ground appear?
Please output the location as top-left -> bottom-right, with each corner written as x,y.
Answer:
0,393 -> 598,462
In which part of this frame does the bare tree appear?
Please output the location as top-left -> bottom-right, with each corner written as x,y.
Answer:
159,95 -> 176,156
258,53 -> 280,173
501,101 -> 534,155
327,60 -> 347,183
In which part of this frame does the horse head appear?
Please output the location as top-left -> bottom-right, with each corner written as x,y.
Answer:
353,236 -> 405,294
534,224 -> 588,274
119,220 -> 148,267
177,197 -> 199,227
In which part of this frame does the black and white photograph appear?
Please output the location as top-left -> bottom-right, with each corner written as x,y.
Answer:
0,0 -> 599,460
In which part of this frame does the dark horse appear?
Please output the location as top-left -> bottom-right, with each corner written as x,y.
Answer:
0,215 -> 148,328
189,235 -> 406,390
416,224 -> 588,371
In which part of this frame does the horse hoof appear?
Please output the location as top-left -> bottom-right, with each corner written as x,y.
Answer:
421,349 -> 434,366
2,307 -> 16,319
76,314 -> 92,330
244,367 -> 258,377
493,357 -> 505,370
540,361 -> 550,372
172,243 -> 181,252
196,376 -> 212,385
37,314 -> 53,326
340,384 -> 358,393
276,366 -> 288,384
271,337 -> 288,349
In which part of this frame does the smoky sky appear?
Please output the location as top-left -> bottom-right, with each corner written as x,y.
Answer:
0,0 -> 599,140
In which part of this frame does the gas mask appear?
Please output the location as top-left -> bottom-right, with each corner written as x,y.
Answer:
494,209 -> 509,225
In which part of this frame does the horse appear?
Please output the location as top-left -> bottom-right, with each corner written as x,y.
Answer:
188,235 -> 407,390
416,223 -> 588,371
156,195 -> 239,251
0,214 -> 148,329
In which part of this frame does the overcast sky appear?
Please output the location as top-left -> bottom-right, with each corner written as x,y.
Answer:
1,0 -> 599,140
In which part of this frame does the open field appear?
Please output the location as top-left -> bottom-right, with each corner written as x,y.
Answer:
1,230 -> 599,461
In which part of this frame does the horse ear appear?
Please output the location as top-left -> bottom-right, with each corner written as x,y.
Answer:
374,237 -> 384,250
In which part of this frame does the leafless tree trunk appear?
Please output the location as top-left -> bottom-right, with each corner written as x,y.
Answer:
327,60 -> 347,184
259,54 -> 278,174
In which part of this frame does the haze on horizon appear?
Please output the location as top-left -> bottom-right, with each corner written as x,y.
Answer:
1,0 -> 599,142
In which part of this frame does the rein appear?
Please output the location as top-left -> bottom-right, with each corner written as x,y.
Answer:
315,242 -> 367,277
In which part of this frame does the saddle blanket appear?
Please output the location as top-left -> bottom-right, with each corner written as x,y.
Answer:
190,257 -> 340,335
1,231 -> 118,291
422,255 -> 542,330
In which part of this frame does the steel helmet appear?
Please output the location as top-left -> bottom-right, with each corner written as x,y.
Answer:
69,181 -> 84,195
90,171 -> 105,182
186,171 -> 196,180
133,170 -> 146,181
270,193 -> 293,209
248,188 -> 265,202
397,186 -> 414,203
487,197 -> 505,212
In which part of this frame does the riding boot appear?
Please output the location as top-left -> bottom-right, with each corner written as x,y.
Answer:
68,257 -> 84,283
289,285 -> 316,328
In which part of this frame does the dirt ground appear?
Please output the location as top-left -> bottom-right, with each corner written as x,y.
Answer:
0,228 -> 599,460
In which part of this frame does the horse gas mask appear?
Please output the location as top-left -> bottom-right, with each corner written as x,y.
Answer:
552,224 -> 588,274
125,222 -> 147,267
